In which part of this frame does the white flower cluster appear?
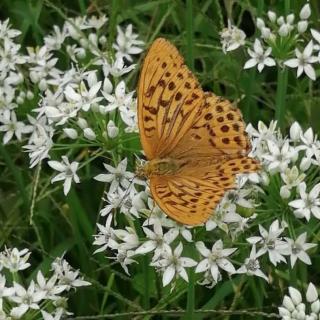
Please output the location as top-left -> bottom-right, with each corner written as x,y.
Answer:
0,16 -> 143,196
279,283 -> 320,320
93,119 -> 320,288
0,247 -> 90,319
247,121 -> 320,221
220,2 -> 320,80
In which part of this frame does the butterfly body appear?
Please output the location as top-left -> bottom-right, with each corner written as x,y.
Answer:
137,38 -> 260,225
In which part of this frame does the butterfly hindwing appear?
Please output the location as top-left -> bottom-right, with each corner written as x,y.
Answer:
149,156 -> 259,225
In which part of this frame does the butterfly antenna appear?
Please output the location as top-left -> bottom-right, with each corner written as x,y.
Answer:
117,175 -> 137,209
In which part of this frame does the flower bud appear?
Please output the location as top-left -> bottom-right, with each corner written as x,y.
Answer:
298,20 -> 308,33
63,128 -> 78,139
279,24 -> 290,37
268,11 -> 277,22
290,122 -> 301,141
300,4 -> 311,20
16,96 -> 24,104
289,287 -> 302,305
99,35 -> 107,45
26,91 -> 34,100
277,16 -> 285,25
286,14 -> 295,24
29,71 -> 39,83
38,79 -> 48,91
256,18 -> 265,29
260,172 -> 270,186
280,185 -> 291,199
107,120 -> 119,138
300,157 -> 311,171
99,105 -> 107,115
283,295 -> 295,311
307,283 -> 318,303
311,300 -> 320,313
83,128 -> 96,140
261,27 -> 271,39
76,48 -> 86,59
77,118 -> 88,129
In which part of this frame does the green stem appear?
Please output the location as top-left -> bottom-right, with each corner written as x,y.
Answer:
186,269 -> 195,320
186,0 -> 194,70
275,67 -> 288,132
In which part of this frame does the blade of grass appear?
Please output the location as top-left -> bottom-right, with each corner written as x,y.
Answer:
186,0 -> 194,70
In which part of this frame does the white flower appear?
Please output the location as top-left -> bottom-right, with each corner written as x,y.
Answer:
280,166 -> 305,198
94,158 -> 134,194
102,81 -> 134,112
36,271 -> 66,299
102,56 -> 136,77
244,39 -> 276,72
289,182 -> 320,220
112,227 -> 140,251
113,24 -> 144,62
247,220 -> 289,266
135,221 -> 178,261
285,232 -> 317,267
0,111 -> 32,144
237,245 -> 268,281
110,249 -> 137,275
151,243 -> 197,287
0,274 -> 15,298
64,78 -> 102,112
51,257 -> 91,290
0,247 -> 31,272
195,240 -> 237,282
41,310 -> 63,320
263,140 -> 297,173
284,41 -> 318,80
220,20 -> 246,53
48,156 -> 80,195
87,15 -> 108,29
10,281 -> 46,317
23,124 -> 54,168
93,214 -> 115,253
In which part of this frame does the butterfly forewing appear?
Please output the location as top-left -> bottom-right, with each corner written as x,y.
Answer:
138,38 -> 204,159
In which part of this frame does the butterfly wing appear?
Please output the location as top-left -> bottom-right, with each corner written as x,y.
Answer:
169,92 -> 251,160
150,157 -> 260,225
137,38 -> 204,159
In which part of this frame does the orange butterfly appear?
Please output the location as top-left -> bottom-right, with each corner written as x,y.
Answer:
136,38 -> 259,225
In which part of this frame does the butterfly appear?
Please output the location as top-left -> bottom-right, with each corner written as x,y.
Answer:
136,38 -> 259,225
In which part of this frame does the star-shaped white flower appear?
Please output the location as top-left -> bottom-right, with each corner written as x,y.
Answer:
151,243 -> 197,287
285,232 -> 317,267
289,182 -> 320,220
195,240 -> 237,282
284,41 -> 318,80
48,156 -> 80,195
244,39 -> 276,72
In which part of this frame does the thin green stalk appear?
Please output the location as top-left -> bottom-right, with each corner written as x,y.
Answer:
143,256 -> 150,309
275,67 -> 288,131
186,269 -> 195,320
186,0 -> 194,70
